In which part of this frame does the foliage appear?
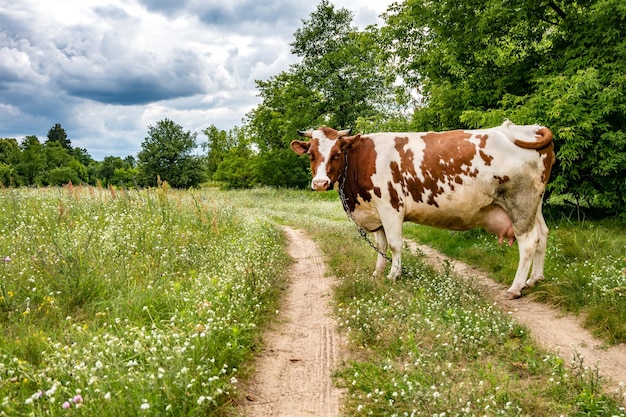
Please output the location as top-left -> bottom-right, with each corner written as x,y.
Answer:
137,118 -> 207,188
290,0 -> 390,128
382,0 -> 626,214
46,123 -> 72,151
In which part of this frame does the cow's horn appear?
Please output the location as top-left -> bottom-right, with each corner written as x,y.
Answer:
337,127 -> 352,137
297,130 -> 312,138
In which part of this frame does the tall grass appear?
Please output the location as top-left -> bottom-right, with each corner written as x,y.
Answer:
0,185 -> 289,416
1,186 -> 624,416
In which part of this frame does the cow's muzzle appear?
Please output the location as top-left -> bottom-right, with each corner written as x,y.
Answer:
312,179 -> 331,191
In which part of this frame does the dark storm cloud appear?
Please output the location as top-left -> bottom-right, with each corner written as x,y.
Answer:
55,47 -> 207,105
138,0 -> 308,35
0,0 -> 391,160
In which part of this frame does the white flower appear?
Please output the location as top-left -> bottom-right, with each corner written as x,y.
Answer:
140,402 -> 150,410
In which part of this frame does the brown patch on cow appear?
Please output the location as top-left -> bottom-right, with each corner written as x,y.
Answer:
494,175 -> 510,184
538,142 -> 555,184
476,134 -> 489,149
475,135 -> 493,166
387,181 -> 401,210
342,136 -> 381,212
389,136 -> 432,208
479,151 -> 493,166
402,131 -> 479,207
320,127 -> 341,140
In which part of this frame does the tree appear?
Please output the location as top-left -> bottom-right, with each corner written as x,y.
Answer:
290,0 -> 391,128
0,138 -> 20,165
46,123 -> 72,150
16,136 -> 46,185
137,118 -> 206,188
383,0 -> 626,214
204,125 -> 240,178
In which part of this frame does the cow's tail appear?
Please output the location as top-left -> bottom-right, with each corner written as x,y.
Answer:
501,119 -> 553,149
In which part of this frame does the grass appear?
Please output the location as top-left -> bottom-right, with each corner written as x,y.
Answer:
0,185 -> 290,416
0,185 -> 624,416
402,215 -> 626,345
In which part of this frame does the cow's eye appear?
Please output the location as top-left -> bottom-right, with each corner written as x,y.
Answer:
308,153 -> 315,161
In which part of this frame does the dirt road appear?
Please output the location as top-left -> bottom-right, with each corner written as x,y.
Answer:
243,227 -> 625,416
243,227 -> 345,417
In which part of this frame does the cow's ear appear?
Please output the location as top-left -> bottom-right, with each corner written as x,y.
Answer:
291,140 -> 310,155
339,134 -> 361,150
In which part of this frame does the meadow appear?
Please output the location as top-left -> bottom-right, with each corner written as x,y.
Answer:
0,186 -> 624,416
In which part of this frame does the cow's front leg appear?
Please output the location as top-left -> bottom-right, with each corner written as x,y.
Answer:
373,229 -> 388,277
381,218 -> 404,281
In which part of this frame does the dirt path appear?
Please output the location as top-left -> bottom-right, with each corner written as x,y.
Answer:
243,228 -> 625,416
242,226 -> 345,417
408,242 -> 626,394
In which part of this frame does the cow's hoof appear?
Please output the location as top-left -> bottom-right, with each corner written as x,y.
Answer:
504,290 -> 522,300
526,276 -> 545,288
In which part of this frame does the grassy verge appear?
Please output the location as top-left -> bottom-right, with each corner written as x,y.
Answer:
0,185 -> 289,416
402,215 -> 626,345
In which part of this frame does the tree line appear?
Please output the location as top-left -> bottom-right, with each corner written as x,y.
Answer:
1,0 -> 624,216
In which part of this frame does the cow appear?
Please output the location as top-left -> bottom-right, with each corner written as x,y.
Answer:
291,120 -> 555,299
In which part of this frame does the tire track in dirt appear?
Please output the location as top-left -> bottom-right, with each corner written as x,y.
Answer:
408,241 -> 626,396
243,226 -> 345,417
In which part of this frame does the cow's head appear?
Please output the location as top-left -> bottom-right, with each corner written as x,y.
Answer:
291,127 -> 361,191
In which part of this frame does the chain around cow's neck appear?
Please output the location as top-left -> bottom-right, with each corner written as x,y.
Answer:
337,151 -> 392,262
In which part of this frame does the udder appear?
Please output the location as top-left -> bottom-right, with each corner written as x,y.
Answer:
481,205 -> 516,246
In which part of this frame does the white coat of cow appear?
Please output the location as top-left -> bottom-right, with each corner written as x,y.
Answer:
291,120 -> 555,298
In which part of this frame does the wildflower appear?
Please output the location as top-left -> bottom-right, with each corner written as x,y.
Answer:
104,392 -> 111,400
140,401 -> 150,410
2,256 -> 10,262
73,394 -> 83,404
62,401 -> 71,409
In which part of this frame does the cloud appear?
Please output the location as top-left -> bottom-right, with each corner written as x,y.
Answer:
0,0 -> 393,160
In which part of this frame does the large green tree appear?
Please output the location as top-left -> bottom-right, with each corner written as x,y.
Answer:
291,0 -> 391,129
137,118 -> 206,188
383,0 -> 626,214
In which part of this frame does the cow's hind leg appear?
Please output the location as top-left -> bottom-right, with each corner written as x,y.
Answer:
526,209 -> 549,288
506,220 -> 542,299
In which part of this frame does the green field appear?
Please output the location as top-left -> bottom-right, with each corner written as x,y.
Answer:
0,186 -> 624,416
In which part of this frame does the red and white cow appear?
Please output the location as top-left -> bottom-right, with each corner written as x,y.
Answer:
291,120 -> 555,298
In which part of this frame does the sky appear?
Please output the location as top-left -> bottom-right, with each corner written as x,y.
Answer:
0,0 -> 396,161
